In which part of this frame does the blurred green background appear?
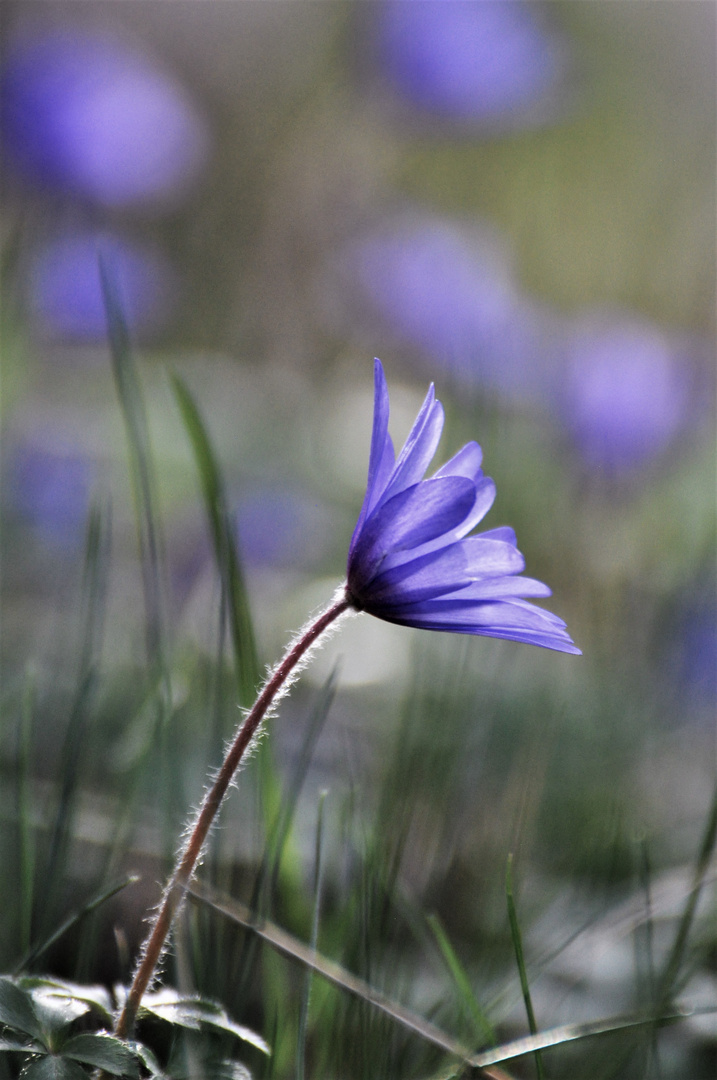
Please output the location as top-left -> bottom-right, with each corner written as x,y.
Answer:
0,3 -> 715,1078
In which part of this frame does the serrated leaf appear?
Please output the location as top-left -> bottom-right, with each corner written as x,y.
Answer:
0,1036 -> 39,1053
215,1062 -> 252,1080
140,991 -> 269,1055
28,992 -> 89,1030
21,980 -> 113,1028
128,1040 -> 165,1079
21,1056 -> 89,1080
0,979 -> 43,1043
62,1033 -> 138,1077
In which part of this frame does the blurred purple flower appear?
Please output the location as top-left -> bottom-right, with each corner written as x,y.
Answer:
1,27 -> 210,207
374,0 -> 567,127
236,488 -> 335,570
28,231 -> 176,341
9,442 -> 92,550
672,598 -> 717,711
346,213 -> 557,401
560,313 -> 692,474
345,359 -> 580,653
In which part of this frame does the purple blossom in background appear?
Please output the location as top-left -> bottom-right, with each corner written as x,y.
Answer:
1,27 -> 210,208
374,0 -> 567,127
347,213 -> 556,401
671,598 -> 717,713
28,231 -> 176,341
9,442 -> 92,550
236,488 -> 335,570
560,313 -> 692,474
346,359 -> 580,653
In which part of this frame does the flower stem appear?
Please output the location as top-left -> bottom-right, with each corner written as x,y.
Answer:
114,591 -> 352,1040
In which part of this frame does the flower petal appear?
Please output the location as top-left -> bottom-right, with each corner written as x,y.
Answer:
348,475 -> 475,594
476,525 -> 517,545
380,597 -> 581,654
349,359 -> 395,556
441,575 -> 552,600
377,475 -> 497,573
364,536 -> 526,608
433,440 -> 483,480
381,386 -> 444,500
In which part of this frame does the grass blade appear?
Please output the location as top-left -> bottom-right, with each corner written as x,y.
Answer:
657,779 -> 717,1004
186,881 -> 474,1063
14,876 -> 138,976
170,372 -> 260,706
41,500 -> 111,937
505,855 -> 544,1080
426,913 -> 495,1049
99,252 -> 166,671
468,1005 -> 706,1069
297,790 -> 328,1080
17,670 -> 37,958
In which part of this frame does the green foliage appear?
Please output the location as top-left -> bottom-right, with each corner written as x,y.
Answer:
0,978 -> 269,1080
0,977 -> 136,1078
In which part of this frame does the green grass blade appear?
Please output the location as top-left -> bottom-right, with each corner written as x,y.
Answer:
469,1005 -> 704,1069
505,854 -> 544,1080
266,666 -> 339,897
297,790 -> 328,1080
426,913 -> 495,1049
170,373 -> 260,707
657,779 -> 717,1004
99,253 -> 166,671
40,502 -> 112,933
14,876 -> 138,976
17,670 -> 37,958
186,882 -> 473,1062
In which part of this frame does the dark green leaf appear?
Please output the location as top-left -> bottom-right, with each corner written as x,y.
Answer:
62,1033 -> 138,1077
140,991 -> 269,1055
21,980 -> 114,1028
0,979 -> 43,1043
21,1056 -> 89,1080
0,1036 -> 39,1053
128,1041 -> 165,1079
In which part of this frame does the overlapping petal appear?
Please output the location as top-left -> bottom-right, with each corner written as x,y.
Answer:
346,359 -> 580,656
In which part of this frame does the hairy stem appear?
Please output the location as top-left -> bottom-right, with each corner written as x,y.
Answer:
114,591 -> 351,1039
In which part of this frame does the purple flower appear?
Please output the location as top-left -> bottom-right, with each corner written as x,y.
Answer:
28,230 -> 176,341
9,442 -> 92,550
345,360 -> 580,654
346,212 -> 557,402
560,312 -> 693,474
236,487 -> 335,570
1,28 -> 210,208
374,0 -> 567,128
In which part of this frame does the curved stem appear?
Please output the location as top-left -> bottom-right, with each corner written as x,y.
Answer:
114,591 -> 351,1039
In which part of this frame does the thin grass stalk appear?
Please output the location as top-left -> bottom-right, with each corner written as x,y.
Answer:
297,789 -> 328,1080
505,854 -> 544,1080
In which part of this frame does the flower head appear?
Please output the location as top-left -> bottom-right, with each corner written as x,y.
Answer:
346,360 -> 580,654
560,311 -> 692,475
2,28 -> 209,208
374,0 -> 567,129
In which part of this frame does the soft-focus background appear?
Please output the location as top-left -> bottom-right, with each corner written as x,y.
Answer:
1,3 -> 715,1078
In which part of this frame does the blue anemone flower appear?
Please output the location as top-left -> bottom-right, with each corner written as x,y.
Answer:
346,360 -> 580,654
